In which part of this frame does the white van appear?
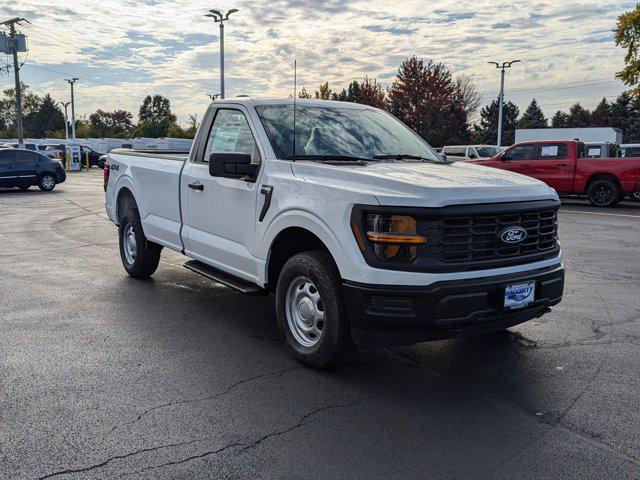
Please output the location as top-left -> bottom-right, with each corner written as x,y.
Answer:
442,145 -> 501,161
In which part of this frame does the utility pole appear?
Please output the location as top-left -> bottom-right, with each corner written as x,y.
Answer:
1,17 -> 27,145
65,78 -> 79,142
59,101 -> 71,142
488,60 -> 520,147
205,8 -> 238,99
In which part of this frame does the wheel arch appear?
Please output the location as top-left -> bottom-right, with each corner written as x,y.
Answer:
584,172 -> 621,194
262,212 -> 347,290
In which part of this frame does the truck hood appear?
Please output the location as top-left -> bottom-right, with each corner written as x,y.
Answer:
291,160 -> 557,207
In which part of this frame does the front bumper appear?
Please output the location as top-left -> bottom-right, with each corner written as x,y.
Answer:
343,264 -> 564,347
56,169 -> 67,183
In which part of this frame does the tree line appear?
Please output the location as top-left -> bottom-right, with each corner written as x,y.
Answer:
1,57 -> 639,146
0,85 -> 196,140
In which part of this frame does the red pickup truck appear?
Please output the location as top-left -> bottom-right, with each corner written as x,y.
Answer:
467,140 -> 640,207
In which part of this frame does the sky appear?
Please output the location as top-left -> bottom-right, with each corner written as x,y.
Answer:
0,0 -> 635,125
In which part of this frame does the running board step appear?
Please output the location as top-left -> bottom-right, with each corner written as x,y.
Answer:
184,260 -> 265,295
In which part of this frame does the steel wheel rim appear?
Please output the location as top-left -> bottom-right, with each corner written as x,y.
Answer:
123,223 -> 137,265
285,276 -> 325,347
41,176 -> 55,190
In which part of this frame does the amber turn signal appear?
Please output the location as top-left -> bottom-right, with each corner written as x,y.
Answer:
366,232 -> 428,244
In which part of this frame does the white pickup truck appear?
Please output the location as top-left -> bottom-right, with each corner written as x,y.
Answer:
104,98 -> 564,367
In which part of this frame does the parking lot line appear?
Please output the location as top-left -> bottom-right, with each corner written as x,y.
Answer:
559,209 -> 640,219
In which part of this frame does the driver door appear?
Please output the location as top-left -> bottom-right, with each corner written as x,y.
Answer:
182,107 -> 263,283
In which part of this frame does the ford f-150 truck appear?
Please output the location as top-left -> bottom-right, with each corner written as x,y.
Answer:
104,98 -> 564,368
467,140 -> 640,207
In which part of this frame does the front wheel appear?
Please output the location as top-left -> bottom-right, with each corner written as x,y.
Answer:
38,174 -> 56,192
276,250 -> 351,368
587,179 -> 620,207
118,209 -> 162,278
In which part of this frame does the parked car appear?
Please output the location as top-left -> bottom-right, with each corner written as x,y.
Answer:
104,98 -> 564,368
467,140 -> 640,207
76,145 -> 103,168
0,148 -> 66,191
620,143 -> 640,158
442,145 -> 501,161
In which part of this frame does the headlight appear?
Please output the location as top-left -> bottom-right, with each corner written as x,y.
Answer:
353,213 -> 427,263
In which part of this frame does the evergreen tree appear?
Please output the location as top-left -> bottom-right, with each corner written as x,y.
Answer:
24,94 -> 65,137
315,82 -> 332,100
551,111 -> 570,128
474,97 -> 519,145
566,103 -> 591,127
518,99 -> 547,129
590,98 -> 613,126
298,87 -> 312,99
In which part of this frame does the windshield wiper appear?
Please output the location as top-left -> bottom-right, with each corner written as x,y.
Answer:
372,154 -> 444,163
287,154 -> 372,162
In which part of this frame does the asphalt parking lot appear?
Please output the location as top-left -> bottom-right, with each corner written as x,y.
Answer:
1,171 -> 639,479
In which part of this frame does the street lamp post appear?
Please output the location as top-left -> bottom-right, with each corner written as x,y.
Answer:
488,60 -> 520,147
205,8 -> 238,99
59,101 -> 71,142
65,78 -> 79,142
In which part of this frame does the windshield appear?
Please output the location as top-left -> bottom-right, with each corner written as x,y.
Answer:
475,146 -> 499,157
255,104 -> 442,162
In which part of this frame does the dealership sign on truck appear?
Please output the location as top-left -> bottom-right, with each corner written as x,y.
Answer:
515,127 -> 623,144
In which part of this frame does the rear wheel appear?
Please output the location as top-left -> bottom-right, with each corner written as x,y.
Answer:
118,209 -> 162,278
276,250 -> 351,368
587,179 -> 620,207
38,174 -> 56,192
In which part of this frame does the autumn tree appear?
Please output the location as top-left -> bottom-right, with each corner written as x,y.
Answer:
518,99 -> 547,129
298,87 -> 312,99
388,56 -> 472,146
315,82 -> 332,100
358,77 -> 387,109
615,4 -> 640,95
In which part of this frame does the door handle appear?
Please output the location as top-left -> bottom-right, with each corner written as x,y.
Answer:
259,185 -> 273,222
188,182 -> 204,191
555,163 -> 568,167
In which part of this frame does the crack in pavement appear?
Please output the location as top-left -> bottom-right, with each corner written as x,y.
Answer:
109,366 -> 303,434
121,394 -> 377,478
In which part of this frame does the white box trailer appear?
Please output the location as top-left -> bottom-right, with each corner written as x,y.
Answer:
515,127 -> 623,144
155,137 -> 193,150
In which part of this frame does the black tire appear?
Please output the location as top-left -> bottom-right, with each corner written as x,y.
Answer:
275,250 -> 351,368
587,178 -> 620,207
37,173 -> 56,192
118,209 -> 162,279
630,192 -> 640,202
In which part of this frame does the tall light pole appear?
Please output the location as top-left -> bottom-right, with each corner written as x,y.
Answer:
488,60 -> 520,147
59,101 -> 71,142
65,78 -> 79,142
205,8 -> 238,99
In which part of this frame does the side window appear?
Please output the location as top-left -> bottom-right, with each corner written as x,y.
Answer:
585,146 -> 602,158
537,143 -> 568,159
15,150 -> 38,166
507,145 -> 535,161
204,109 -> 258,163
0,149 -> 16,166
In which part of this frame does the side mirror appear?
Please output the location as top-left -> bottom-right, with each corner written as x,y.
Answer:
209,152 -> 258,181
439,153 -> 447,161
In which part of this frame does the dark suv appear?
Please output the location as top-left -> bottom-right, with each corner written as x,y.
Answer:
0,148 -> 67,191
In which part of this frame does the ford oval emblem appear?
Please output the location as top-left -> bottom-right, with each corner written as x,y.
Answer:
499,226 -> 527,245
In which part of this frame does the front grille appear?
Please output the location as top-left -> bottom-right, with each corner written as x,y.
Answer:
434,210 -> 558,264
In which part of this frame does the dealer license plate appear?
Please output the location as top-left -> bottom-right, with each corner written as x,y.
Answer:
504,282 -> 536,310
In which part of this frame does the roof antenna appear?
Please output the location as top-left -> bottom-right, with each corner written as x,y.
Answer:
292,59 -> 297,161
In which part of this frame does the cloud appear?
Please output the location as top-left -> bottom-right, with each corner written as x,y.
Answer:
0,0 -> 629,121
